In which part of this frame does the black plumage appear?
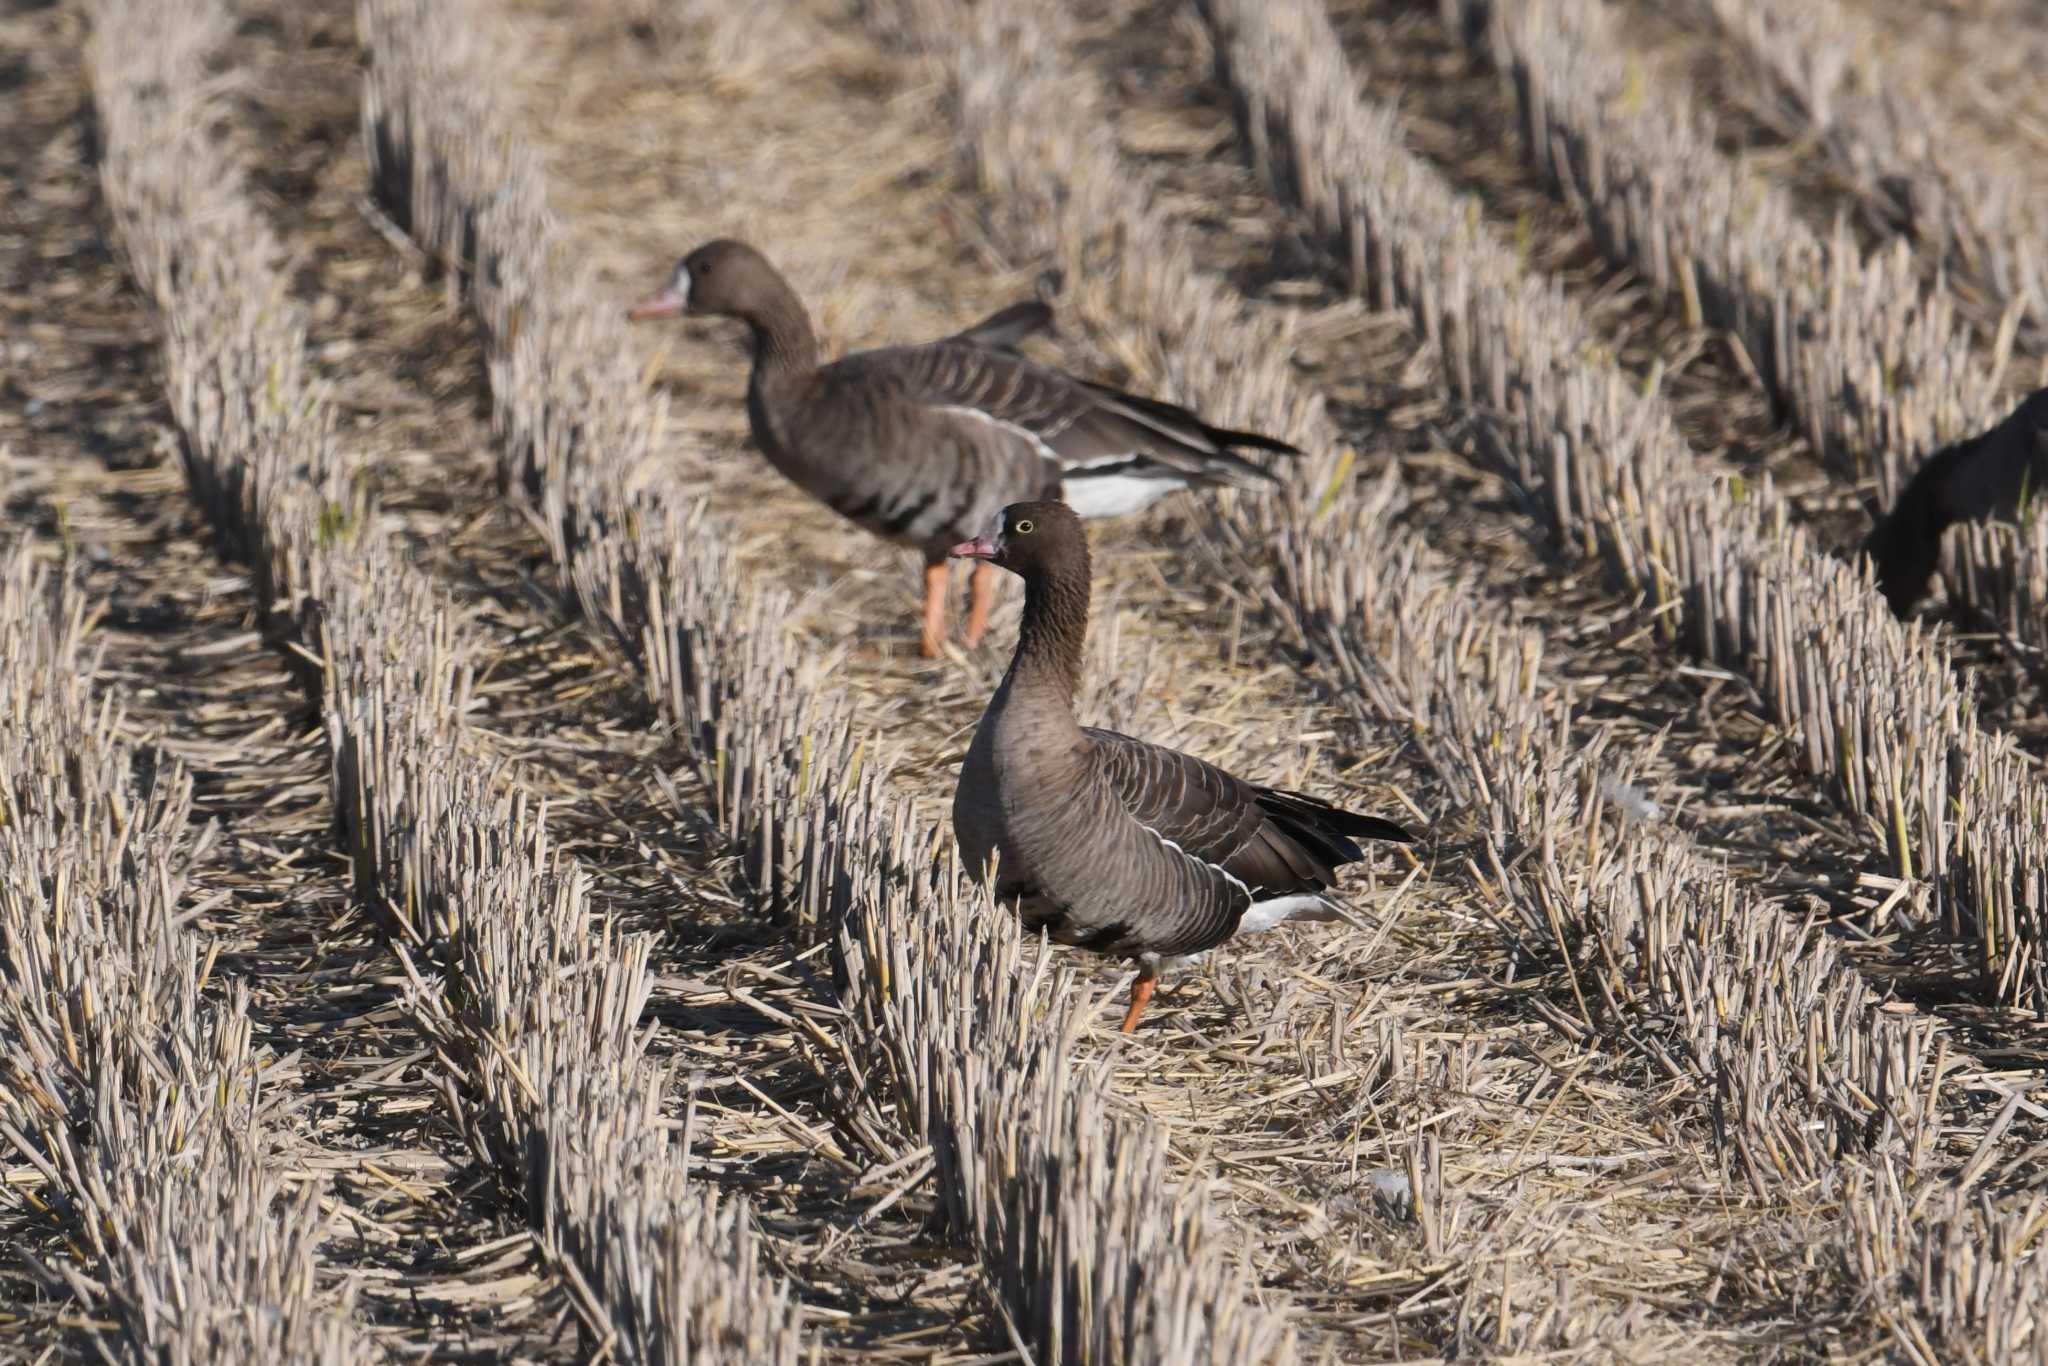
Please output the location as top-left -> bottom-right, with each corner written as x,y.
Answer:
1864,387 -> 2048,615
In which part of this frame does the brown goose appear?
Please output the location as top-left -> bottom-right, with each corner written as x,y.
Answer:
949,500 -> 1416,1032
627,240 -> 1300,657
1865,386 -> 2048,615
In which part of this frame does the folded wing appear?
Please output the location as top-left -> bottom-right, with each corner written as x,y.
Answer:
844,340 -> 1301,495
1083,727 -> 1413,901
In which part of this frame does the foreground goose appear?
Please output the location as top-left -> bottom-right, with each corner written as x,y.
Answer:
627,240 -> 1299,657
949,501 -> 1416,1032
1865,386 -> 2048,615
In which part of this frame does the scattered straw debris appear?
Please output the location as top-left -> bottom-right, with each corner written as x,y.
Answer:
1198,0 -> 2048,1015
362,0 -> 1315,1354
90,0 -> 803,1356
7,0 -> 2046,1356
0,533 -> 365,1360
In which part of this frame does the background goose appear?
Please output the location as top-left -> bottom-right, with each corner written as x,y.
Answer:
1864,386 -> 2048,615
627,239 -> 1300,657
949,500 -> 1416,1032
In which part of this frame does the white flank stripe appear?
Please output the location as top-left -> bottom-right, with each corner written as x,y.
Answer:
933,403 -> 1184,519
1235,895 -> 1339,935
1062,473 -> 1180,519
1132,816 -> 1251,901
1130,814 -> 1343,937
933,403 -> 1065,465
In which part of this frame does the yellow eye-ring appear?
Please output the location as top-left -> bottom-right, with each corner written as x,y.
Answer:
1014,519 -> 1035,534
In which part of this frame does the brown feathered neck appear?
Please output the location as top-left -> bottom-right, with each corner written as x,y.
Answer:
1006,532 -> 1092,702
733,267 -> 819,379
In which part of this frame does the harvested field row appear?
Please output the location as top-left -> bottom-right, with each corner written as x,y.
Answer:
882,0 -> 2048,1355
395,0 -> 2015,1351
1457,0 -> 2001,492
1838,0 -> 2048,177
1178,2 -> 2048,1352
1447,0 -> 2048,667
924,0 -> 1935,1191
1058,0 -> 1958,959
2,9 -> 402,1360
1192,0 -> 2048,1016
1482,0 -> 2007,489
1598,0 -> 2048,669
358,0 -> 1301,1357
19,0 -> 2038,1354
1449,0 -> 2048,868
374,0 -> 1829,1351
87,0 -> 801,1358
1076,0 -> 1951,944
1464,0 -> 2048,692
439,0 -> 1904,1352
0,534 -> 360,1364
1309,0 -> 2045,787
1652,0 -> 2048,357
139,0 -> 1011,1350
0,5 -> 585,1351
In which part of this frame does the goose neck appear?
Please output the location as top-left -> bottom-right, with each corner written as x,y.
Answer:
1009,559 -> 1090,703
746,286 -> 820,382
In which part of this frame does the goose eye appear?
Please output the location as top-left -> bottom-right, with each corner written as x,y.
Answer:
1014,518 -> 1035,534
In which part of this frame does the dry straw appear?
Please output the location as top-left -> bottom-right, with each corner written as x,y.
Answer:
89,0 -> 799,1357
358,0 -> 1297,1357
845,0 -> 2040,1348
1842,1153 -> 2048,1364
785,10 -> 2002,1346
1684,0 -> 2048,360
1460,0 -> 2048,659
1472,0 -> 2004,490
1194,0 -> 2048,1015
886,0 -> 1954,1194
1191,0 -> 2045,1351
905,0 -> 1957,1163
1675,0 -> 2048,654
0,534 -> 363,1362
0,9 -> 380,1359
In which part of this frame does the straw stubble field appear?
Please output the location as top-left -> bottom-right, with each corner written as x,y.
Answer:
1,0 -> 2044,1359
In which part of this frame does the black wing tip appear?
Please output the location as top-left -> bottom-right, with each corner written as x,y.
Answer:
1189,446 -> 1292,490
1257,787 -> 1418,846
1312,805 -> 1417,845
1350,815 -> 1418,845
1078,379 -> 1304,458
1210,426 -> 1304,457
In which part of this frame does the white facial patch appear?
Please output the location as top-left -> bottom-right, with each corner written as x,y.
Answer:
674,263 -> 693,309
983,508 -> 1008,553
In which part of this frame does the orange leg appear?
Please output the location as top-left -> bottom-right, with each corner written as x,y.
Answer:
963,561 -> 996,647
920,559 -> 948,658
1119,974 -> 1158,1033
